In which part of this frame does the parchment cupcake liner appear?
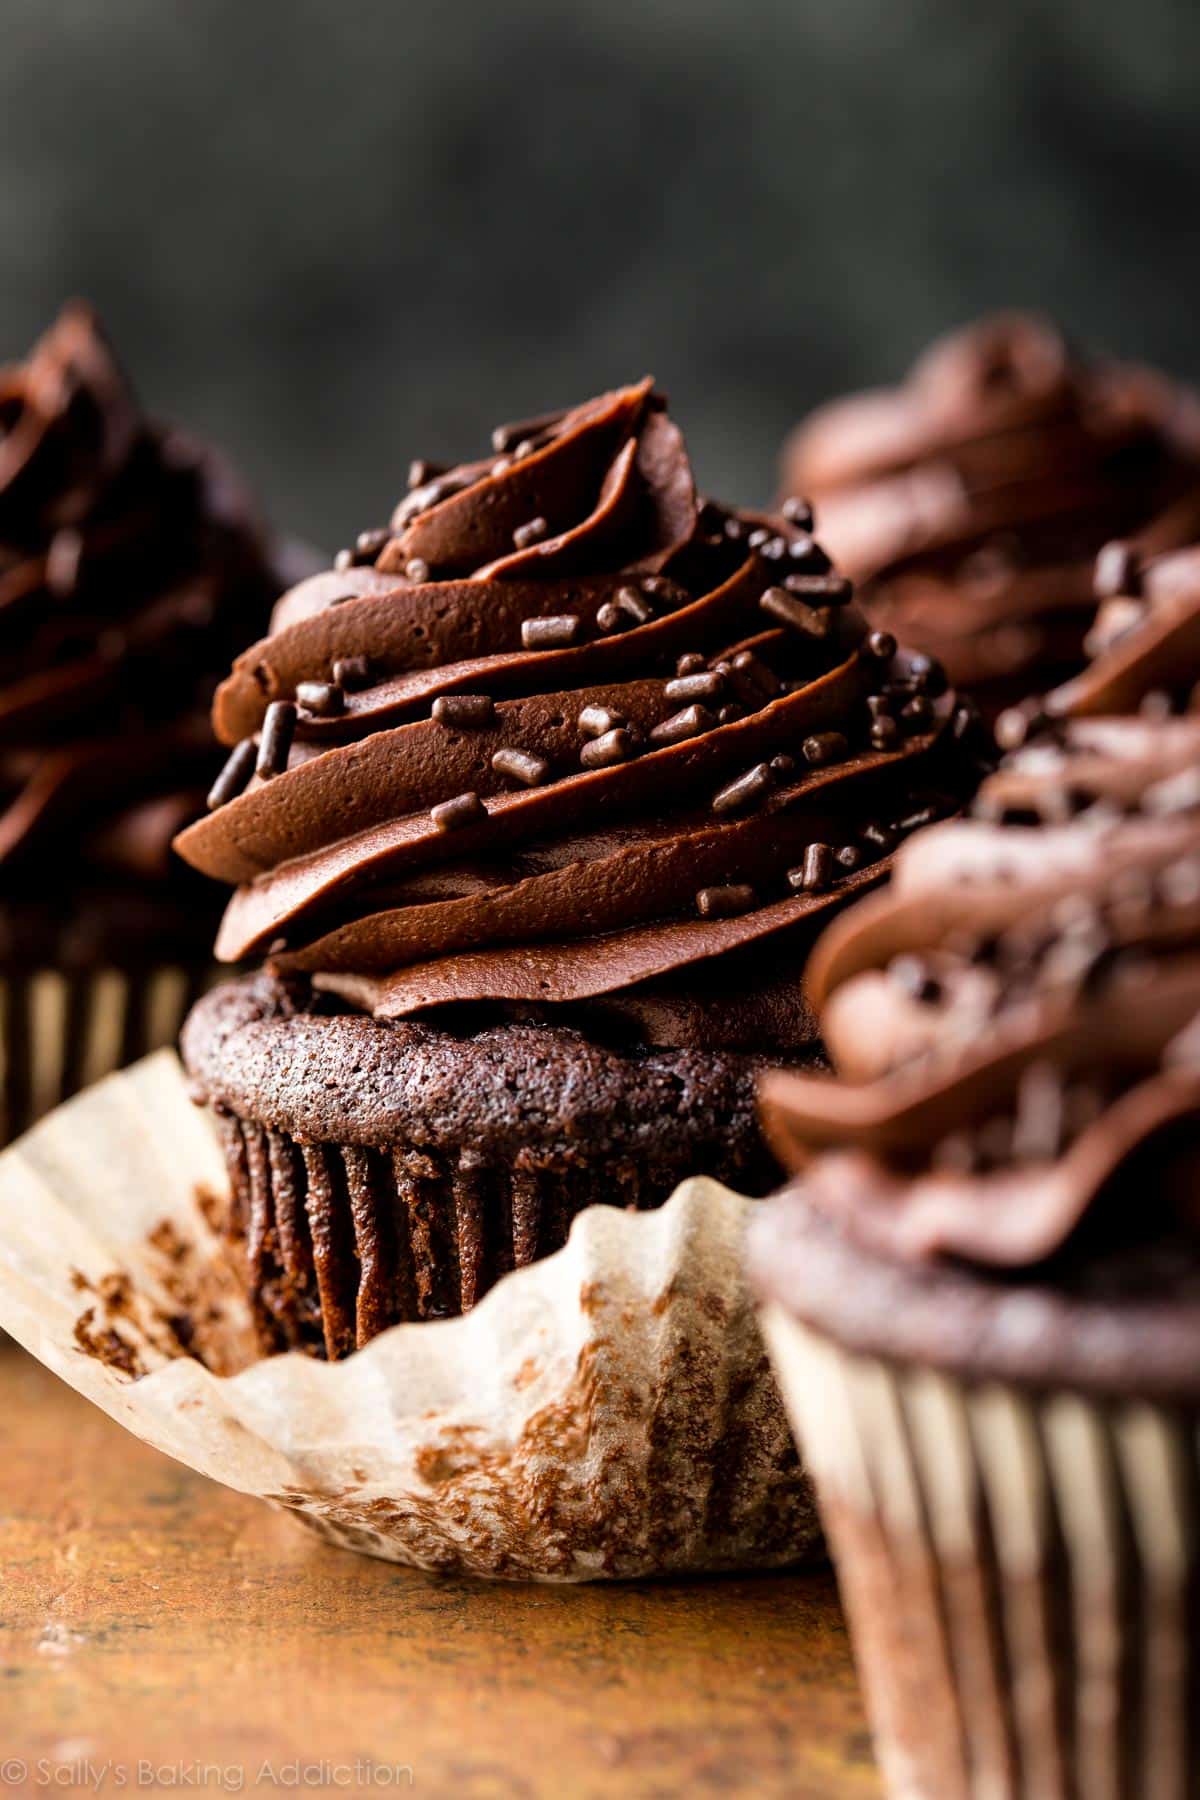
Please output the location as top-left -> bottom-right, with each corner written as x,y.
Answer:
215,1101 -> 752,1359
0,962 -> 213,1147
760,1305 -> 1200,1799
0,1050 -> 819,1580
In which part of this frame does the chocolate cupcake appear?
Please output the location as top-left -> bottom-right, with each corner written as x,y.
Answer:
0,303 -> 288,1142
749,677 -> 1200,1795
780,314 -> 1200,711
175,379 -> 983,1358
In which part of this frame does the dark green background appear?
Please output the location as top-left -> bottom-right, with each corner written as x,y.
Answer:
4,0 -> 1196,550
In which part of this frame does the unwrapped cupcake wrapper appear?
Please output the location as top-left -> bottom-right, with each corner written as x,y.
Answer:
0,963 -> 212,1147
0,1050 -> 820,1580
760,1305 -> 1200,1800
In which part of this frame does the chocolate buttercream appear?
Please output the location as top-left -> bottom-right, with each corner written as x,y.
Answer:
780,315 -> 1200,706
0,303 -> 287,961
753,597 -> 1200,1338
176,381 -> 980,1049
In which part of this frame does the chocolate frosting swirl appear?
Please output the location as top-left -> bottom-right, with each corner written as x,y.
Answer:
760,647 -> 1200,1274
0,303 -> 287,957
176,381 -> 978,1050
780,314 -> 1200,703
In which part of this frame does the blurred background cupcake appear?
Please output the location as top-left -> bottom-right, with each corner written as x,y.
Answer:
749,541 -> 1200,1795
0,302 -> 297,1142
779,315 -> 1200,715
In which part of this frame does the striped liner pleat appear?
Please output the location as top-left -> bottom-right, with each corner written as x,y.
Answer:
760,1306 -> 1200,1800
0,965 -> 213,1148
221,1113 -> 677,1357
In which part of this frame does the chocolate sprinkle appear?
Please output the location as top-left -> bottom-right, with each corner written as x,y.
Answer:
491,409 -> 564,454
781,496 -> 814,528
866,630 -> 897,661
649,704 -> 716,746
407,459 -> 445,491
207,738 -> 257,812
596,603 -> 622,633
46,528 -> 83,597
780,572 -> 852,605
861,822 -> 899,855
255,701 -> 297,779
675,652 -> 706,677
491,747 -> 551,787
296,681 -> 346,717
1094,539 -> 1140,599
760,586 -> 833,638
355,527 -> 390,561
802,731 -> 849,767
521,614 -> 579,650
696,884 -> 756,919
333,549 -> 353,572
900,695 -> 934,732
1011,1062 -> 1067,1162
994,703 -> 1043,751
788,844 -> 834,894
870,717 -> 901,752
907,652 -> 947,698
835,844 -> 862,871
616,585 -> 654,624
729,649 -> 782,702
513,516 -> 549,550
432,694 -> 495,728
332,655 -> 372,692
578,704 -> 625,738
432,791 -> 486,832
665,670 -> 726,703
787,534 -> 829,571
405,557 -> 431,583
580,728 -> 639,769
770,753 -> 796,779
712,762 -> 773,816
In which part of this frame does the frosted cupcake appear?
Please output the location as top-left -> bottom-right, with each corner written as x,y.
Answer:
0,303 -> 288,1141
175,379 -> 984,1356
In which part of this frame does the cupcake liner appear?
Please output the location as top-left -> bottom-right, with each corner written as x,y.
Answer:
760,1305 -> 1200,1800
0,962 -> 212,1147
0,1050 -> 819,1581
217,1102 -> 742,1359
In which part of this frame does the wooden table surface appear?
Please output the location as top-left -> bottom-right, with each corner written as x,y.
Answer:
0,1346 -> 878,1799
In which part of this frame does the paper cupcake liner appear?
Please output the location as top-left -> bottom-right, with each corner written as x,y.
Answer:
760,1305 -> 1200,1800
216,1102 -> 751,1359
0,962 -> 213,1147
0,1050 -> 819,1580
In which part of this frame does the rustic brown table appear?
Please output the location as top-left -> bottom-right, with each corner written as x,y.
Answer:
0,1347 -> 877,1799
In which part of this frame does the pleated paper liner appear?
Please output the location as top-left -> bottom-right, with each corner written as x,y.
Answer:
0,1050 -> 820,1581
0,962 -> 214,1147
216,1104 -> 767,1360
760,1305 -> 1200,1800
